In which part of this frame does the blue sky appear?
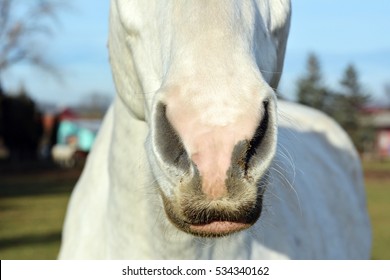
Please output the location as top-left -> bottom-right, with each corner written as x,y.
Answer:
2,0 -> 390,106
281,0 -> 390,103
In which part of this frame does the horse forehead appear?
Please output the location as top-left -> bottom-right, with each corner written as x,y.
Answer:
116,0 -> 259,45
111,0 -> 291,117
115,0 -> 290,31
117,0 -> 254,24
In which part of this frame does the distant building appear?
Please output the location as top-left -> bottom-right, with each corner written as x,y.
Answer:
39,104 -> 103,164
372,111 -> 390,158
362,108 -> 390,159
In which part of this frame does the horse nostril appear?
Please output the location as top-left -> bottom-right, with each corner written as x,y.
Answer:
242,100 -> 270,172
153,102 -> 190,172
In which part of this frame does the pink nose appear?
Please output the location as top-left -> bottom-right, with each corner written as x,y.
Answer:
170,121 -> 261,200
190,132 -> 235,199
151,98 -> 274,200
190,126 -> 250,199
163,97 -> 271,199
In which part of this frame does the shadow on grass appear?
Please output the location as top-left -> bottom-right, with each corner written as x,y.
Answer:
0,231 -> 61,250
0,164 -> 82,198
0,180 -> 77,198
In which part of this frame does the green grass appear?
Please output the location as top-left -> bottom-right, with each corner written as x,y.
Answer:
363,159 -> 390,172
0,168 -> 80,259
0,161 -> 389,259
363,158 -> 390,259
364,178 -> 390,260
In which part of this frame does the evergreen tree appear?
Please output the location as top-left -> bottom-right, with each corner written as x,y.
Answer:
384,83 -> 390,108
296,55 -> 373,154
336,64 -> 371,152
340,65 -> 370,109
296,53 -> 331,112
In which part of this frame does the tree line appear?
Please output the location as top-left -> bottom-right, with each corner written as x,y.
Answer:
0,85 -> 44,161
0,0 -> 63,162
295,53 -> 373,153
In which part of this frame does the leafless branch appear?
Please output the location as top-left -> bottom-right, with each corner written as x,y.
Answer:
0,0 -> 10,30
0,0 -> 66,82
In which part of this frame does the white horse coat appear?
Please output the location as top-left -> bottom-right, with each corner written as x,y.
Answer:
59,0 -> 371,259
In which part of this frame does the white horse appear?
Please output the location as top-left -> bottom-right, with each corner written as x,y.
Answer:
59,0 -> 371,259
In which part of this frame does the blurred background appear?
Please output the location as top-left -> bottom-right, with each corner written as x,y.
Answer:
0,0 -> 389,259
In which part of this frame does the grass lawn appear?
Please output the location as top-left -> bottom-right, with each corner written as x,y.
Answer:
0,167 -> 81,259
363,160 -> 390,260
0,160 -> 389,259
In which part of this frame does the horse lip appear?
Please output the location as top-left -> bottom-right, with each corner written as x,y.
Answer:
181,209 -> 260,237
188,221 -> 251,237
164,204 -> 260,237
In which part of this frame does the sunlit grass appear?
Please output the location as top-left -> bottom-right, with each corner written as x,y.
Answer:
364,178 -> 390,260
0,195 -> 68,259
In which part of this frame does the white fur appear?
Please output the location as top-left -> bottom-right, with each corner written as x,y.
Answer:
58,0 -> 371,259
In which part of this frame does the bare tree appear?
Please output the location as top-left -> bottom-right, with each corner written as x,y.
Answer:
0,0 -> 65,87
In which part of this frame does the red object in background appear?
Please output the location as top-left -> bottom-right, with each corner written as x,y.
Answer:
377,130 -> 390,158
59,108 -> 78,121
41,108 -> 78,137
